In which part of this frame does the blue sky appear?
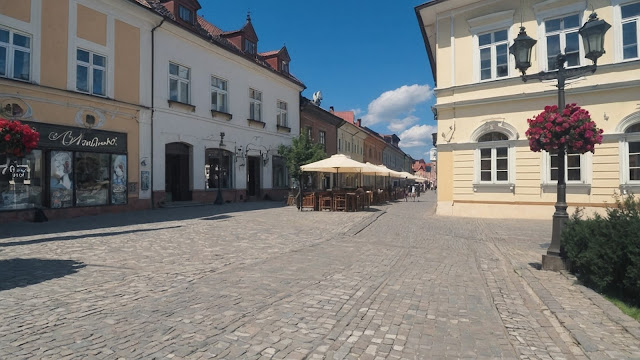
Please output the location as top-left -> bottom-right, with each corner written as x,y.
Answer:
199,0 -> 436,161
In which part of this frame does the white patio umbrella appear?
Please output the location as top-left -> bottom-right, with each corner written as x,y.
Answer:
300,154 -> 369,188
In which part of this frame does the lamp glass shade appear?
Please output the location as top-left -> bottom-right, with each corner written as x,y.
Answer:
579,13 -> 611,64
509,27 -> 537,75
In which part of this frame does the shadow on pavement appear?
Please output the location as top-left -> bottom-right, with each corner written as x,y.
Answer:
0,225 -> 182,247
201,215 -> 233,221
0,201 -> 286,240
539,242 -> 551,249
0,258 -> 86,291
529,262 -> 542,270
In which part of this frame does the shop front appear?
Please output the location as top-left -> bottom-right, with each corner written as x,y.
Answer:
0,121 -> 129,222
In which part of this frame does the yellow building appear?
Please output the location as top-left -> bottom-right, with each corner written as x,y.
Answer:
416,0 -> 640,219
0,0 -> 155,222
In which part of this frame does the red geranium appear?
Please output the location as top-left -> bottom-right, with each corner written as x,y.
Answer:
0,118 -> 40,157
525,103 -> 603,154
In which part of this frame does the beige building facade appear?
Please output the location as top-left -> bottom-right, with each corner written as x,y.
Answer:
417,0 -> 640,219
0,0 -> 155,222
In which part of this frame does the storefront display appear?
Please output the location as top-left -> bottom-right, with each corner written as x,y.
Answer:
0,150 -> 43,210
1,121 -> 129,212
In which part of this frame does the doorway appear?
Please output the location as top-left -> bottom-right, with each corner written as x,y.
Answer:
247,156 -> 261,198
165,142 -> 191,201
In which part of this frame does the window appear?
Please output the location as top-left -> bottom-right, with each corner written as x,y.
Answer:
178,5 -> 193,23
622,2 -> 640,60
244,39 -> 256,54
77,49 -> 106,96
272,156 -> 288,188
277,100 -> 288,127
169,62 -> 190,103
478,29 -> 509,80
306,126 -> 312,139
0,150 -> 43,210
206,149 -> 232,189
75,152 -> 110,206
476,132 -> 510,183
211,76 -> 228,113
249,88 -> 262,121
281,60 -> 289,74
549,152 -> 582,182
319,131 -> 326,149
0,27 -> 31,81
624,122 -> 640,182
546,14 -> 581,70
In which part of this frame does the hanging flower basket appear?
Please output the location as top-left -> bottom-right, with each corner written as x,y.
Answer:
525,103 -> 603,154
0,118 -> 40,157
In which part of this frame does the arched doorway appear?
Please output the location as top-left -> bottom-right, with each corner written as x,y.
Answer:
165,142 -> 191,201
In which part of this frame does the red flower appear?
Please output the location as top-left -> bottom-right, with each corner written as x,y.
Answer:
526,103 -> 603,154
0,118 -> 40,156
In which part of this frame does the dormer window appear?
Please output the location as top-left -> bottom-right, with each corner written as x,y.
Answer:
179,5 -> 193,24
281,60 -> 289,74
244,39 -> 256,54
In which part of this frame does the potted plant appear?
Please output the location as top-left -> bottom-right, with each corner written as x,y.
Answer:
0,118 -> 40,157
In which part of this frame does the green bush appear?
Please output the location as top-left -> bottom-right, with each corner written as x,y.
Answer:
561,195 -> 640,305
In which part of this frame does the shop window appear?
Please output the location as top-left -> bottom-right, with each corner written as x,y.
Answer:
206,149 -> 232,189
50,151 -> 74,208
111,155 -> 127,204
75,152 -> 110,206
0,150 -> 42,210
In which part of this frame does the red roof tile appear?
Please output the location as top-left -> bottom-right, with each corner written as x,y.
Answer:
197,16 -> 224,37
259,50 -> 279,57
131,0 -> 151,8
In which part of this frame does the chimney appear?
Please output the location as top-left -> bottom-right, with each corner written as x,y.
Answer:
329,106 -> 334,113
356,119 -> 361,127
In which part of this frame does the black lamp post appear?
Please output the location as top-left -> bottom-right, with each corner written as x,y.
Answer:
214,132 -> 225,205
509,13 -> 610,270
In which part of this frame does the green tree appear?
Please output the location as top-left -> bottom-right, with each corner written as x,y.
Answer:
278,134 -> 326,182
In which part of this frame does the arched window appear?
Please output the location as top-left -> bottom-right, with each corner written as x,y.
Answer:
476,131 -> 511,184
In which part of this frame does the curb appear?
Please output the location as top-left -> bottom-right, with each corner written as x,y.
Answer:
345,207 -> 387,237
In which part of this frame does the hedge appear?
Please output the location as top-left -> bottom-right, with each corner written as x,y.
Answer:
561,195 -> 640,305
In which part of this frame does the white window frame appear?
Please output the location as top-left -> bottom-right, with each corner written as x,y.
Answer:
541,151 -> 592,186
477,29 -> 510,81
211,75 -> 228,113
277,100 -> 288,127
544,14 -> 583,70
76,48 -> 107,96
0,26 -> 32,82
249,88 -> 262,121
535,2 -> 587,72
319,130 -> 326,149
613,0 -> 640,62
618,113 -> 640,193
281,60 -> 289,73
468,10 -> 514,83
475,142 -> 512,184
169,62 -> 190,104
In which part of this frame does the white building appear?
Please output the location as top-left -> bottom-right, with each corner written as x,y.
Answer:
142,0 -> 305,205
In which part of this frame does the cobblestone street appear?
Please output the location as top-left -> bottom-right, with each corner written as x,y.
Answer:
1,192 -> 639,359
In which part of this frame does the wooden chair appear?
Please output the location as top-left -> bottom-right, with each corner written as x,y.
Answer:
333,193 -> 346,212
319,192 -> 333,211
301,192 -> 316,211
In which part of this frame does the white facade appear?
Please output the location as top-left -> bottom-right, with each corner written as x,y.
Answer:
151,23 -> 303,202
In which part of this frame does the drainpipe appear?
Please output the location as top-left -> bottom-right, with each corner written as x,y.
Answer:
150,18 -> 165,209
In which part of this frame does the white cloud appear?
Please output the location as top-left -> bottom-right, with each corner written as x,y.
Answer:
398,124 -> 437,148
361,84 -> 433,127
351,108 -> 363,117
388,115 -> 419,132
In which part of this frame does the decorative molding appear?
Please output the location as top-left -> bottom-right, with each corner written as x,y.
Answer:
211,109 -> 232,121
247,118 -> 266,128
614,110 -> 640,133
472,182 -> 515,193
276,124 -> 291,133
467,10 -> 515,32
470,120 -> 519,142
168,99 -> 195,112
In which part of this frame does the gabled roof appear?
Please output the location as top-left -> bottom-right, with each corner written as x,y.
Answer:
135,0 -> 305,89
260,46 -> 290,61
223,15 -> 258,42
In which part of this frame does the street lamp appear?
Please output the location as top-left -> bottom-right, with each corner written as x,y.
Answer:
214,132 -> 225,205
509,13 -> 610,270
